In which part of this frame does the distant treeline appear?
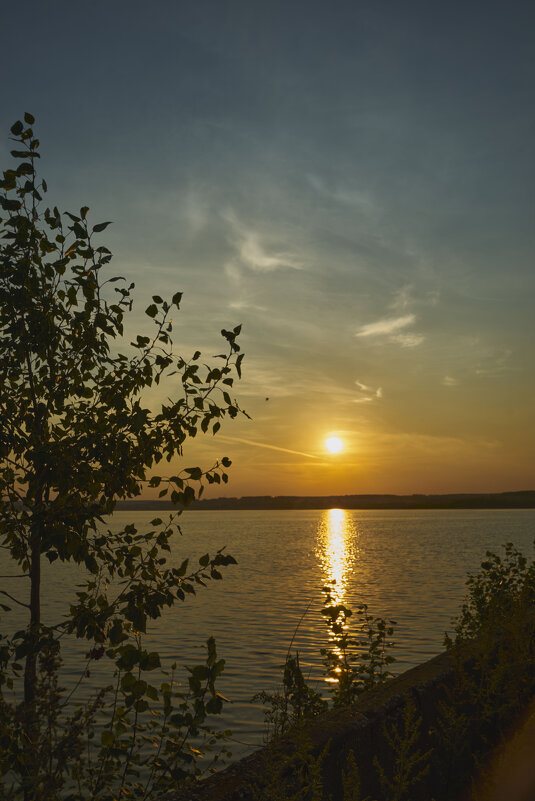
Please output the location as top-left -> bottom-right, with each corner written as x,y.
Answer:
116,490 -> 535,511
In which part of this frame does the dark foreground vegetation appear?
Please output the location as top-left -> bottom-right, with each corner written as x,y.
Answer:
177,542 -> 535,801
0,115 -> 246,800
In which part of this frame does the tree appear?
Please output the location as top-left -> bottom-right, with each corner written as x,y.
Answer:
0,113 -> 245,800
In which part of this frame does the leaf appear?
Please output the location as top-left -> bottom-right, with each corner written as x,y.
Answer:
101,730 -> 114,747
126,604 -> 147,632
176,559 -> 189,577
108,621 -> 126,646
183,486 -> 195,506
143,652 -> 161,671
10,120 -> 23,135
1,197 -> 21,211
146,683 -> 159,700
24,112 -> 35,125
92,221 -> 113,233
132,679 -> 147,698
72,222 -> 86,238
145,304 -> 158,318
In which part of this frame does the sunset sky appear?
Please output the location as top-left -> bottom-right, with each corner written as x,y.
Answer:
2,0 -> 534,497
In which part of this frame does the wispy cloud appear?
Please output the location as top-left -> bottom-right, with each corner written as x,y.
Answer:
391,332 -> 425,348
223,257 -> 270,313
389,287 -> 413,311
356,314 -> 415,338
307,173 -> 376,213
182,188 -> 210,237
475,348 -> 513,377
354,380 -> 383,403
368,430 -> 502,457
355,311 -> 424,348
224,211 -> 304,273
223,261 -> 252,311
228,298 -> 267,311
217,435 -> 319,459
442,376 -> 458,386
239,233 -> 302,272
390,285 -> 439,311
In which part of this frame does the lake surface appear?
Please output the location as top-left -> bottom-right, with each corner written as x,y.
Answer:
2,508 -> 535,760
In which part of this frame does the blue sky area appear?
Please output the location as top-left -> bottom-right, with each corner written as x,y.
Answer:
2,0 -> 534,495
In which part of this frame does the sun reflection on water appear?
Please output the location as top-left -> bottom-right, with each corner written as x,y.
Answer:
316,509 -> 357,680
316,508 -> 355,605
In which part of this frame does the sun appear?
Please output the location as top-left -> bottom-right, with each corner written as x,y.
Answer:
325,436 -> 344,454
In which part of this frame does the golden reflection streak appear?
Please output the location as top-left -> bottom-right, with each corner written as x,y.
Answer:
316,509 -> 356,680
317,508 -> 353,605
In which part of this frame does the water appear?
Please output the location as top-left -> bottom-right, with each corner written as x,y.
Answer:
2,508 -> 534,759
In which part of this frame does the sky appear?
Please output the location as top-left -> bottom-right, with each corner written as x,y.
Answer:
2,0 -> 534,497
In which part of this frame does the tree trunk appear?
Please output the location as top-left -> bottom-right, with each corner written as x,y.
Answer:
23,520 -> 42,801
22,400 -> 47,799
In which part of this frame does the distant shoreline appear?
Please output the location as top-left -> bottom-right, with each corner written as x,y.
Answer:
116,490 -> 535,512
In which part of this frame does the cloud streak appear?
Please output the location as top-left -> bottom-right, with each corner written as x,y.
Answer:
217,435 -> 319,459
224,211 -> 304,273
354,380 -> 383,403
239,233 -> 302,272
355,312 -> 424,348
391,332 -> 425,348
307,173 -> 376,213
356,314 -> 415,337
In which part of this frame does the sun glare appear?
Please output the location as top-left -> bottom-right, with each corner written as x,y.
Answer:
325,436 -> 343,454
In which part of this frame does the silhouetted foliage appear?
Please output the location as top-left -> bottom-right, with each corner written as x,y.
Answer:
0,114 -> 246,800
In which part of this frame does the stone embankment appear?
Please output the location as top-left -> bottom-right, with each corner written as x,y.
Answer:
159,639 -> 497,801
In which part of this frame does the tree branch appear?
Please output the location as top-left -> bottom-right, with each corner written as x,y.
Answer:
0,589 -> 30,609
0,574 -> 27,578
